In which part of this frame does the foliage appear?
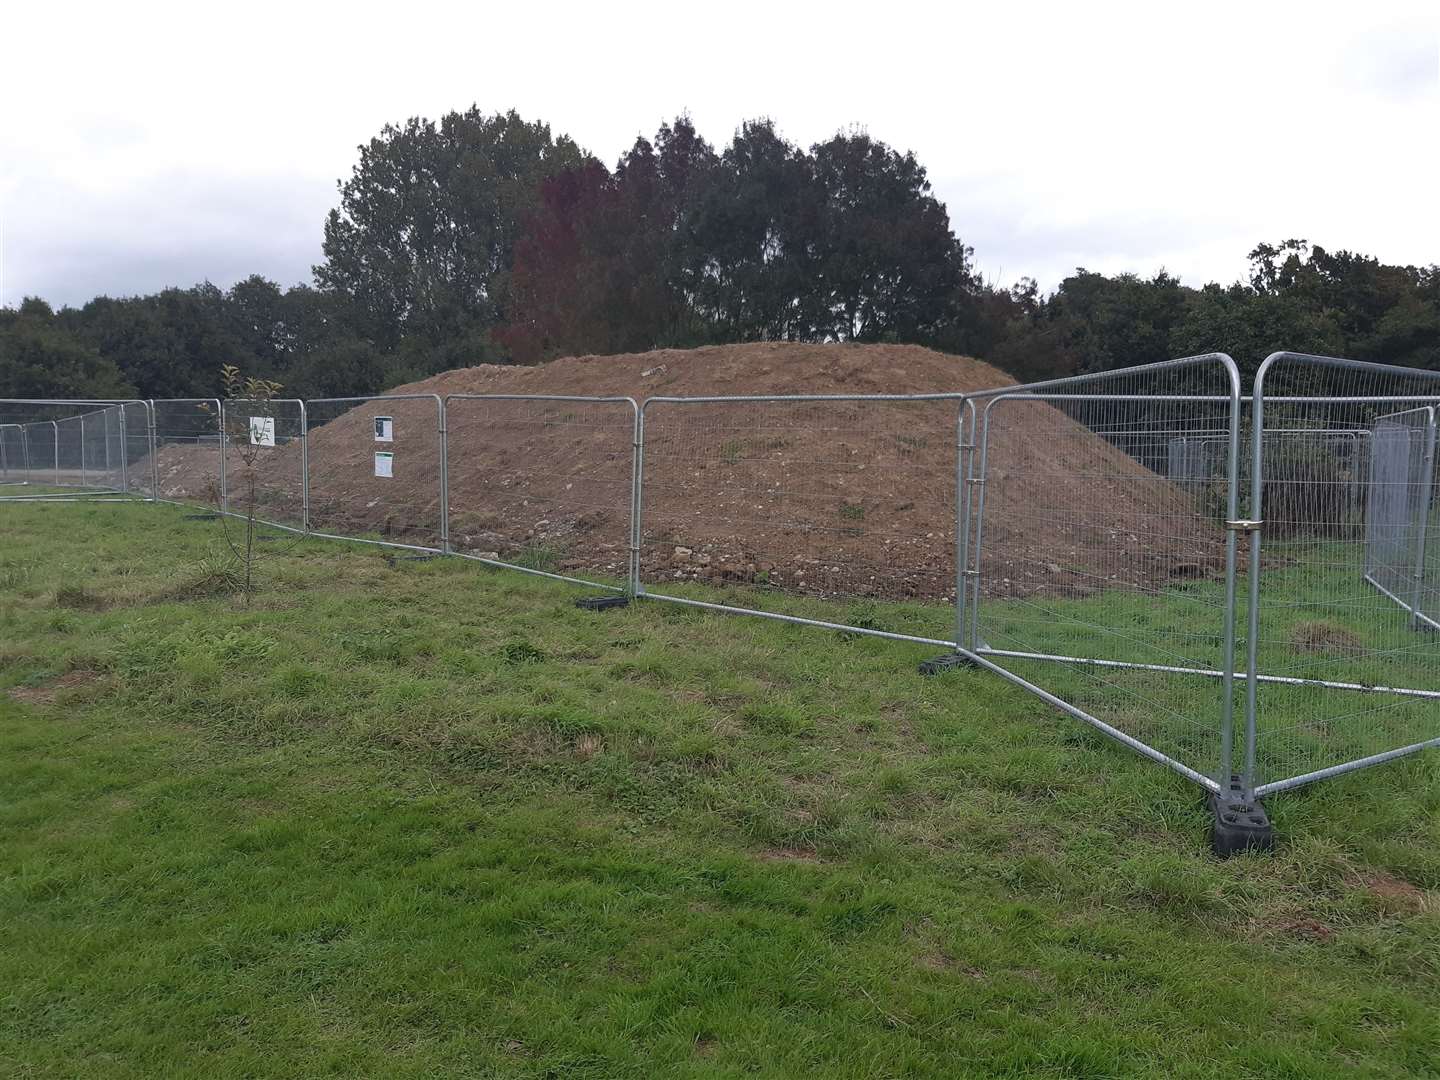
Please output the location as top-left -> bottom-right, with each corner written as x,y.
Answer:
0,299 -> 133,399
2,105 -> 1437,399
499,117 -> 974,361
314,106 -> 589,365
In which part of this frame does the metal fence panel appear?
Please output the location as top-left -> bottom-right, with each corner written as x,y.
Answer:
445,395 -> 637,588
220,398 -> 306,532
637,394 -> 969,646
144,399 -> 223,506
304,395 -> 443,550
1245,354 -> 1440,796
0,400 -> 151,496
962,356 -> 1243,792
0,424 -> 28,487
1363,409 -> 1436,629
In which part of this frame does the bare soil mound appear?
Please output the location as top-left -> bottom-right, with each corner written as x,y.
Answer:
145,343 -> 1223,600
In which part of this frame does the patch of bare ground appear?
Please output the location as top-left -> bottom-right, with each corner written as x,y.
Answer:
1360,870 -> 1432,913
6,670 -> 105,706
758,846 -> 824,864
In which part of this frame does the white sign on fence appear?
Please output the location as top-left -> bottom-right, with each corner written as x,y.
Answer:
374,416 -> 393,442
249,416 -> 276,447
374,451 -> 393,478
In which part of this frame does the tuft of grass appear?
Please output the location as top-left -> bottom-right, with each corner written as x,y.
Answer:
166,553 -> 246,600
1290,619 -> 1363,656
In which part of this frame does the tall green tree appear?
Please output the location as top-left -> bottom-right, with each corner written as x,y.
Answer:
809,131 -> 969,342
0,298 -> 134,399
314,107 -> 589,366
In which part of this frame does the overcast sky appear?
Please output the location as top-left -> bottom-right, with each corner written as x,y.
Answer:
2,0 -> 1436,310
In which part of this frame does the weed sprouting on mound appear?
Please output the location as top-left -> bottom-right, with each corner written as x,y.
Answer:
1290,619 -> 1363,656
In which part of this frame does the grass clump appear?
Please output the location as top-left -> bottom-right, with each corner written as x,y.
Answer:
1290,619 -> 1363,656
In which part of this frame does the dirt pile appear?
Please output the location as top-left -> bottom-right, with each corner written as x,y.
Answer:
146,343 -> 1224,599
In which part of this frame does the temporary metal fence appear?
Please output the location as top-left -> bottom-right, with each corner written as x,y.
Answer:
959,356 -> 1245,795
303,395 -> 443,551
0,399 -> 153,499
7,353 -> 1440,851
445,395 -> 638,590
1243,354 -> 1440,800
635,394 -> 970,644
1362,407 -> 1437,631
218,398 -> 307,533
145,398 -> 223,508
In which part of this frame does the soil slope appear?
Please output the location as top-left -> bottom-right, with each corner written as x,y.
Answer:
145,343 -> 1223,600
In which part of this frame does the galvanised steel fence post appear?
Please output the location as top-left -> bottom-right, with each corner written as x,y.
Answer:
629,399 -> 643,598
1410,408 -> 1438,630
954,399 -> 975,651
967,403 -> 993,652
117,404 -> 129,494
435,395 -> 448,553
299,399 -> 311,534
1216,360 -> 1244,799
219,400 -> 229,515
630,401 -> 648,598
148,399 -> 160,501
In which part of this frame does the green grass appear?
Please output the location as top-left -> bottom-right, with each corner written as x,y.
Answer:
2,501 -> 1439,1077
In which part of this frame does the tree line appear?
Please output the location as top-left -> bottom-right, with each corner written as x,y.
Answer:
3,107 -> 1437,402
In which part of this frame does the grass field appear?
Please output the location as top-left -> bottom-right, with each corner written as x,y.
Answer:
3,500 -> 1440,1078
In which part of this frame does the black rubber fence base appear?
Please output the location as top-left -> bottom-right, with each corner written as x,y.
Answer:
183,513 -> 220,521
1209,776 -> 1274,856
575,595 -> 630,611
918,652 -> 976,676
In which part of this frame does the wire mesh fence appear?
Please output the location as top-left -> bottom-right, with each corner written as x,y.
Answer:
8,352 -> 1440,816
0,400 -> 151,496
0,423 -> 29,487
145,399 -> 223,507
304,395 -> 444,550
445,395 -> 637,588
1362,407 -> 1437,631
219,398 -> 306,532
635,395 -> 968,644
961,356 -> 1243,791
1243,353 -> 1440,796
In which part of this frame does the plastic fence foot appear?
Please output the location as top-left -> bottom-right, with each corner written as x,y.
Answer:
918,652 -> 975,676
575,595 -> 630,611
1209,776 -> 1274,857
183,513 -> 219,521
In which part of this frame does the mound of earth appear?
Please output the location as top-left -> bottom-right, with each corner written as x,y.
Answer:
143,342 -> 1224,600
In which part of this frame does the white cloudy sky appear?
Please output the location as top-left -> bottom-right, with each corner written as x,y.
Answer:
2,0 -> 1436,309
